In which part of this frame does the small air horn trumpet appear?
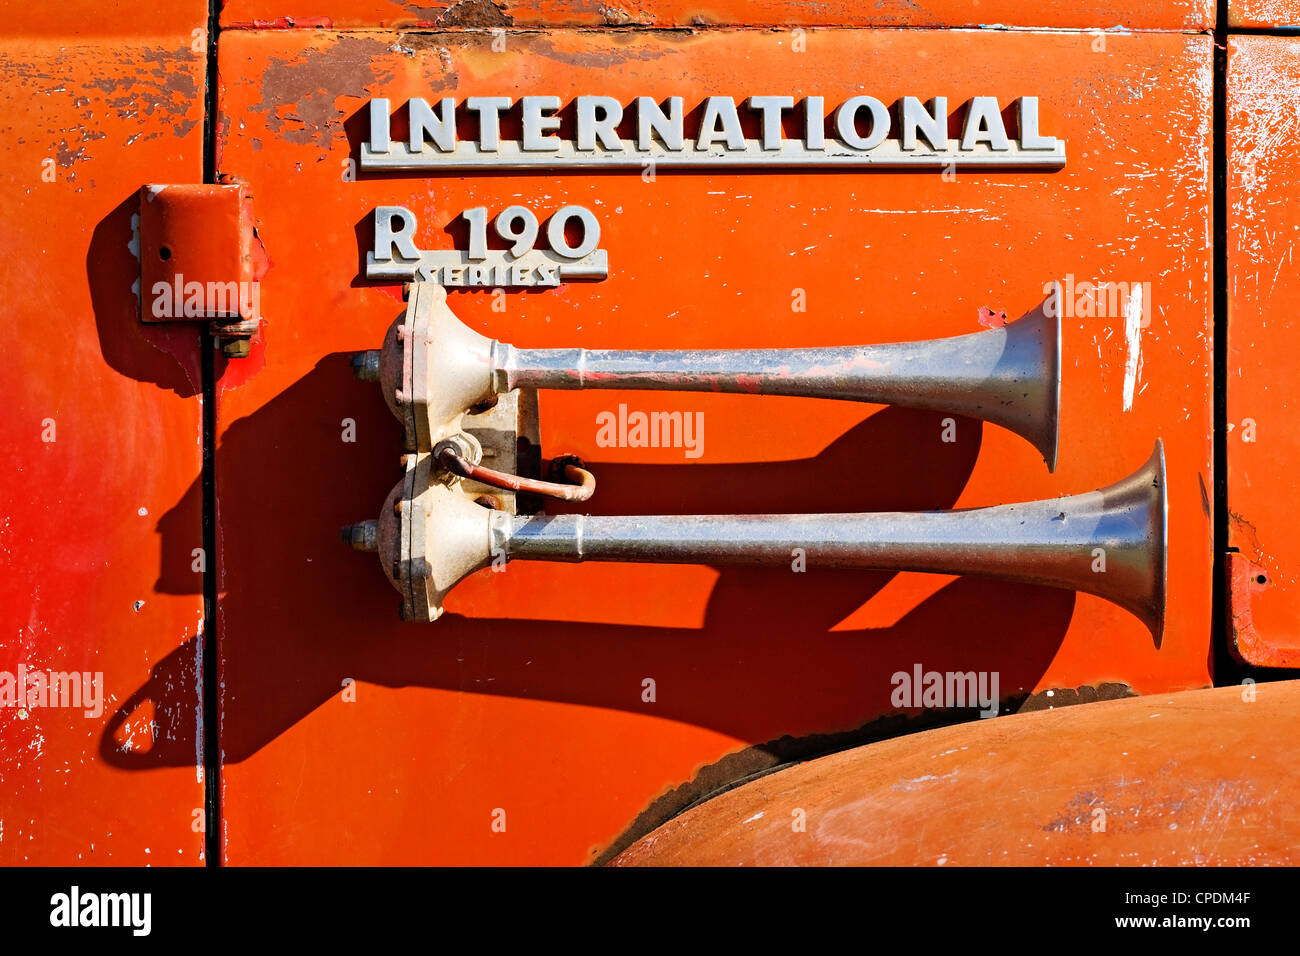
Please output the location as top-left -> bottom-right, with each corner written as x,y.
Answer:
353,283 -> 1061,471
343,441 -> 1166,642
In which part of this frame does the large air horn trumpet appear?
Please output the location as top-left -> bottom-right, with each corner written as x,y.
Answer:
353,283 -> 1062,471
344,441 -> 1167,642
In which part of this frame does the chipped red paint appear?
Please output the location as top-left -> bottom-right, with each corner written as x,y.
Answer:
2,1 -> 208,36
219,1 -> 1214,32
0,2 -> 209,864
250,17 -> 337,29
1230,0 -> 1300,27
139,184 -> 259,321
1228,553 -> 1299,668
13,0 -> 1300,870
211,27 -> 1212,865
1227,37 -> 1300,669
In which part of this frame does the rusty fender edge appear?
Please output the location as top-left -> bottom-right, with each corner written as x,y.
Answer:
591,682 -> 1137,865
608,681 -> 1293,866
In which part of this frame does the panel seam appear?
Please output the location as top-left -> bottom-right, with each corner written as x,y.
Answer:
201,0 -> 222,868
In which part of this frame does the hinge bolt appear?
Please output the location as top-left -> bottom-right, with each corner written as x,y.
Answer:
340,520 -> 379,552
221,338 -> 251,359
351,350 -> 381,382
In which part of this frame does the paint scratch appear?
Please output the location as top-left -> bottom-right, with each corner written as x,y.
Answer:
1122,284 -> 1144,411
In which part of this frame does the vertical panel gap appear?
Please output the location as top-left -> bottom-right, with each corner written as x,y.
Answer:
201,0 -> 222,867
1212,11 -> 1234,685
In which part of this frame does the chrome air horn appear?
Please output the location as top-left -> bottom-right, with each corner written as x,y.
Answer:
352,283 -> 1061,473
343,441 -> 1167,642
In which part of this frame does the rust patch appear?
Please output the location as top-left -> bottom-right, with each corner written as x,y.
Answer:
1227,551 -> 1291,667
392,32 -> 460,76
597,5 -> 638,26
548,0 -> 642,25
249,17 -> 336,29
250,36 -> 397,151
0,43 -> 202,153
590,681 -> 1135,865
1015,681 -> 1137,712
1042,770 -> 1253,836
423,0 -> 515,27
105,47 -> 201,140
1040,789 -> 1104,832
522,34 -> 680,69
1221,515 -> 1296,665
1228,508 -> 1263,558
388,30 -> 675,76
55,137 -> 94,168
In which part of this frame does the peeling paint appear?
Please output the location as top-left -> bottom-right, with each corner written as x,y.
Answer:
249,36 -> 397,151
424,0 -> 515,27
1121,282 -> 1144,411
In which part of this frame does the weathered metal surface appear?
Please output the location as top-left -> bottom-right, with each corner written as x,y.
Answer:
139,184 -> 256,322
0,6 -> 209,863
1226,37 -> 1300,669
1226,553 -> 1298,667
360,441 -> 1165,632
138,182 -> 266,355
1229,0 -> 1300,27
596,679 -> 1140,863
220,0 -> 1213,31
366,284 -> 1060,467
611,681 -> 1300,866
1,1 -> 207,35
435,446 -> 596,501
214,27 -> 1212,864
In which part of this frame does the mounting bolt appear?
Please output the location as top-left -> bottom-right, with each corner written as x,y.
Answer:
340,520 -> 379,552
221,337 -> 251,359
351,350 -> 381,382
433,432 -> 483,468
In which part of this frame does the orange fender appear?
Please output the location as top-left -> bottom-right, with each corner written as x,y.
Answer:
612,681 -> 1300,866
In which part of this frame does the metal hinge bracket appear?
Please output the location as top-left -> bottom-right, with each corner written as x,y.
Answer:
138,182 -> 267,357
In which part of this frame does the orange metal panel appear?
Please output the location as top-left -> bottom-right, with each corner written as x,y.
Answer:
0,0 -> 208,36
214,27 -> 1213,864
1226,36 -> 1300,668
139,184 -> 259,323
219,0 -> 1215,31
1229,0 -> 1300,28
611,681 -> 1300,866
0,19 -> 208,862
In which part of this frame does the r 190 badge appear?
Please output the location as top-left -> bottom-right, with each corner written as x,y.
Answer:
366,204 -> 608,287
